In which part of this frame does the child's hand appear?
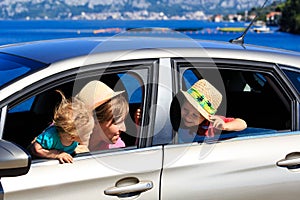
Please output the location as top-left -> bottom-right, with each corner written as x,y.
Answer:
56,152 -> 73,164
209,115 -> 225,130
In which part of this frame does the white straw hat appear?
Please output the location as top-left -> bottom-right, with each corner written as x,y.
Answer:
76,80 -> 124,110
181,79 -> 222,120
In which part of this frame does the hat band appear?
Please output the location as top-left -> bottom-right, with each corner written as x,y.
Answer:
187,87 -> 217,115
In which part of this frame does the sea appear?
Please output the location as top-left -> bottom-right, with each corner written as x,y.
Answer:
0,20 -> 300,52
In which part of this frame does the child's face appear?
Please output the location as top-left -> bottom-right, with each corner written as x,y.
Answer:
181,101 -> 205,127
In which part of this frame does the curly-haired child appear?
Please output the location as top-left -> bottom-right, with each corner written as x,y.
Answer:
30,90 -> 94,164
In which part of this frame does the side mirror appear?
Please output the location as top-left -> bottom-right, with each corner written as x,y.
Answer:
0,139 -> 31,177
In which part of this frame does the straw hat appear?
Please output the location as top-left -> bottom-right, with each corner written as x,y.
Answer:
76,80 -> 124,110
181,79 -> 222,120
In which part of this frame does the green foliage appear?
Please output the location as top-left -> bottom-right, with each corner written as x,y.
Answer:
279,0 -> 300,34
249,1 -> 283,21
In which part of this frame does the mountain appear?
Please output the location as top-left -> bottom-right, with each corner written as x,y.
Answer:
0,0 -> 278,20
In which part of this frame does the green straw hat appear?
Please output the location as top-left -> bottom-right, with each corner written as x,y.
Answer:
181,79 -> 222,120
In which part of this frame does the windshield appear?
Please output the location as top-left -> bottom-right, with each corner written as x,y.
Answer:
0,53 -> 47,89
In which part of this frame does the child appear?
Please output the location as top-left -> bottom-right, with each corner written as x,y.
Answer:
30,90 -> 94,164
178,79 -> 247,143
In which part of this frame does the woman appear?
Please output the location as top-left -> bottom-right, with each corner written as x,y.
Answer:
76,80 -> 129,151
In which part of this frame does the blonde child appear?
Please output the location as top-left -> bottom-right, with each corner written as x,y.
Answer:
30,91 -> 94,164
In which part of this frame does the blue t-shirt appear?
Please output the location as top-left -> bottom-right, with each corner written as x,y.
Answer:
36,126 -> 79,154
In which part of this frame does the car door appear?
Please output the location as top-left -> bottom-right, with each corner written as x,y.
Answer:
160,58 -> 300,200
0,60 -> 163,200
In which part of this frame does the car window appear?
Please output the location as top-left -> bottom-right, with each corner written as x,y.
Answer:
9,96 -> 35,113
118,73 -> 142,103
282,69 -> 300,95
182,69 -> 198,89
171,61 -> 292,143
2,63 -> 151,157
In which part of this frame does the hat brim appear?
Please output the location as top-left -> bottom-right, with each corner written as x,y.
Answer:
93,90 -> 125,110
181,90 -> 210,121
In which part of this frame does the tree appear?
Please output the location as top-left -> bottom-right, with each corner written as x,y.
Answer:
279,0 -> 300,34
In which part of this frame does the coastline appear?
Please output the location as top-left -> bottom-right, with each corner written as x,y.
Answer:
0,20 -> 299,52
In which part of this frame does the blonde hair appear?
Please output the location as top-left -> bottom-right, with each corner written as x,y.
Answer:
95,95 -> 129,125
53,90 -> 92,137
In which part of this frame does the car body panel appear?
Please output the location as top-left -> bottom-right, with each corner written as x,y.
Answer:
1,146 -> 162,199
162,132 -> 300,200
1,37 -> 299,67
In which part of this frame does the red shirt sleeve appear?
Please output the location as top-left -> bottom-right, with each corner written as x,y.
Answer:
223,117 -> 235,123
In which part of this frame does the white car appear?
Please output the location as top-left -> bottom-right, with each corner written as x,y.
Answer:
0,31 -> 300,199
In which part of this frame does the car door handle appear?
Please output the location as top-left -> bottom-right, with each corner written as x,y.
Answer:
277,152 -> 300,169
104,177 -> 153,197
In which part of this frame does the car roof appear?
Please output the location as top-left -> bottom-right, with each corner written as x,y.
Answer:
0,35 -> 299,67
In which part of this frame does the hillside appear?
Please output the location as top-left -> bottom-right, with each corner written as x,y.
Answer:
0,0 -> 278,20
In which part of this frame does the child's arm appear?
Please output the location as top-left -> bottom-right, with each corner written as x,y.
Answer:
222,118 -> 247,131
210,116 -> 247,131
30,142 -> 74,164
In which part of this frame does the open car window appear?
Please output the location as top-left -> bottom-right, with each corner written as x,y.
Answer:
171,60 -> 292,143
2,61 -> 154,160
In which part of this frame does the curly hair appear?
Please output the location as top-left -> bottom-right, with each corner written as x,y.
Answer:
53,90 -> 93,137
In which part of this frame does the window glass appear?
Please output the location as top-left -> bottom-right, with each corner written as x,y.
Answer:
0,65 -> 30,86
118,73 -> 142,103
283,69 -> 300,95
9,96 -> 35,113
0,53 -> 46,88
182,69 -> 198,89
